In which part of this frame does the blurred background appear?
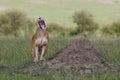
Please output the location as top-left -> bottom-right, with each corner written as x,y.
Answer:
0,0 -> 120,37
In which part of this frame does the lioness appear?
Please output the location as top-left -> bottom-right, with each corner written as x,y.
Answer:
32,18 -> 49,62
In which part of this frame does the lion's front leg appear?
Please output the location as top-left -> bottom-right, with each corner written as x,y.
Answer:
40,45 -> 47,61
32,45 -> 39,63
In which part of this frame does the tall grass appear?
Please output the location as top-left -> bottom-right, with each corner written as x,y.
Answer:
0,36 -> 120,66
0,36 -> 120,80
0,37 -> 32,66
0,71 -> 119,80
93,38 -> 120,63
0,36 -> 73,66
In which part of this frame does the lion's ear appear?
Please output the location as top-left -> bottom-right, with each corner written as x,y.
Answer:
39,17 -> 41,20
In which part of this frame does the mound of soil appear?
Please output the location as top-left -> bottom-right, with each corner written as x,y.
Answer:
46,38 -> 102,69
19,38 -> 120,74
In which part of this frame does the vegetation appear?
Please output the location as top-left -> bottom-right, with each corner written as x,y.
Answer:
101,21 -> 120,36
0,0 -> 120,79
0,37 -> 120,80
0,0 -> 120,26
0,9 -> 35,37
73,11 -> 98,34
47,23 -> 66,36
0,9 -> 120,37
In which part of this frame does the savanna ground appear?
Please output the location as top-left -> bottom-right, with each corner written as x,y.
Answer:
0,36 -> 120,80
0,0 -> 120,80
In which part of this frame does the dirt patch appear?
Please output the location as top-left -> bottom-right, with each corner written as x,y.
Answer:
0,64 -> 9,70
19,38 -> 120,74
46,38 -> 102,68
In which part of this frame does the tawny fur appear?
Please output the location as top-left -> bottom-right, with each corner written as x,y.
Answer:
32,28 -> 49,62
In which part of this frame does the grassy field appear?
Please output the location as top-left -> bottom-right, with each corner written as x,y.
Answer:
0,0 -> 120,27
0,36 -> 73,66
0,0 -> 120,79
0,36 -> 120,80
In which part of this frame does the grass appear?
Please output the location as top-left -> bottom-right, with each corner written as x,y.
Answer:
0,36 -> 120,80
0,70 -> 119,80
0,0 -> 120,79
0,37 -> 32,66
0,36 -> 74,66
94,38 -> 120,63
0,0 -> 120,27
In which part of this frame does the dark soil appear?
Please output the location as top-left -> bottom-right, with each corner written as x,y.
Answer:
19,38 -> 120,74
0,64 -> 9,70
46,38 -> 102,68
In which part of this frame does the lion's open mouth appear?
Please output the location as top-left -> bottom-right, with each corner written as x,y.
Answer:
38,19 -> 46,30
40,24 -> 46,30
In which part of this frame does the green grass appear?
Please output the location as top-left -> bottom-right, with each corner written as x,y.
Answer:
0,36 -> 73,66
0,0 -> 120,27
94,38 -> 120,63
0,36 -> 120,66
0,37 -> 32,66
0,71 -> 119,80
0,0 -> 120,79
0,36 -> 120,80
